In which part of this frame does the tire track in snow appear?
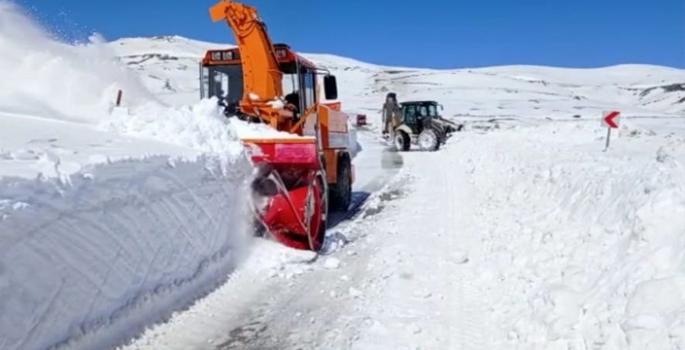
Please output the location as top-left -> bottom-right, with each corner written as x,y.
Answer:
120,135 -> 500,350
410,149 -> 494,350
220,145 -> 498,350
208,139 -> 407,350
440,155 -> 486,350
212,183 -> 408,350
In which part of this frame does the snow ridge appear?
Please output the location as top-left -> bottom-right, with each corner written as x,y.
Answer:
462,123 -> 685,349
0,153 -> 254,350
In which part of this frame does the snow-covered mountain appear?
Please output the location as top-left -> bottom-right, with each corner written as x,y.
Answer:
108,35 -> 685,130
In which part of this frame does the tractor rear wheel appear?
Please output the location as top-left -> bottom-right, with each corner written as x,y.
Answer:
433,123 -> 447,144
329,156 -> 352,212
418,128 -> 440,151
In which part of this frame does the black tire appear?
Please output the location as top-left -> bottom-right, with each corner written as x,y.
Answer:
434,124 -> 447,145
426,119 -> 447,144
418,128 -> 440,151
329,155 -> 352,212
312,174 -> 328,251
394,131 -> 410,151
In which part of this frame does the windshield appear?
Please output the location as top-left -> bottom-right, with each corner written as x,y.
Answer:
406,104 -> 439,118
200,64 -> 243,103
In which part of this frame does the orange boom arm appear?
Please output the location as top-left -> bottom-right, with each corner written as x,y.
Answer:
209,1 -> 285,128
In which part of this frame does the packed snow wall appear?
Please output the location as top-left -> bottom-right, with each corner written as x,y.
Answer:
0,152 -> 254,350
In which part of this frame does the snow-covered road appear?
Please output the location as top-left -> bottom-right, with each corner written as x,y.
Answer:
119,128 -> 492,350
122,127 -> 502,350
217,138 -> 499,350
211,140 -> 487,350
119,129 -> 409,350
329,129 -> 404,228
121,120 -> 685,350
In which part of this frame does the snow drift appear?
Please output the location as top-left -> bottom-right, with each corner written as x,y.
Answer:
0,2 -> 255,349
461,123 -> 685,349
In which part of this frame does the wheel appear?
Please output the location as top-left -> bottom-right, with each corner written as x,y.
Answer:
434,124 -> 447,144
425,119 -> 447,145
418,128 -> 440,151
394,131 -> 410,151
329,156 -> 352,212
305,174 -> 328,251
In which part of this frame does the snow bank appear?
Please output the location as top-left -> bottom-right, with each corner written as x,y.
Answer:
0,111 -> 255,350
0,3 -> 257,349
461,123 -> 685,349
103,98 -> 253,153
0,109 -> 257,350
0,150 -> 253,350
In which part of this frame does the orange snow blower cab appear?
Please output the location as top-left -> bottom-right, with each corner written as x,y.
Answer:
201,0 -> 354,251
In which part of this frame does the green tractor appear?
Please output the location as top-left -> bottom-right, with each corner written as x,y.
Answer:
392,100 -> 463,152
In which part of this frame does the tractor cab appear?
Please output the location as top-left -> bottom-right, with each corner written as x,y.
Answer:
199,43 -> 332,120
398,100 -> 444,134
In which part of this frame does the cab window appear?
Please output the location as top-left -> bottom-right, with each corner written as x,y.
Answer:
428,105 -> 438,117
303,71 -> 315,109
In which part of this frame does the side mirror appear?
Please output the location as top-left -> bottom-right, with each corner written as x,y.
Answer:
323,75 -> 338,100
439,104 -> 444,110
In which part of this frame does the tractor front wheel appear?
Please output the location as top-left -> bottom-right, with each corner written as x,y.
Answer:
394,131 -> 410,152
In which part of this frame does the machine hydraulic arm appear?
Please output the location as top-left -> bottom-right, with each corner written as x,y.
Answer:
209,0 -> 285,127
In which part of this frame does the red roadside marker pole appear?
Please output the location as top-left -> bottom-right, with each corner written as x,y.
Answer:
601,110 -> 620,151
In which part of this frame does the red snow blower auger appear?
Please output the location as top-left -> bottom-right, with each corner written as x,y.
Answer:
201,0 -> 355,251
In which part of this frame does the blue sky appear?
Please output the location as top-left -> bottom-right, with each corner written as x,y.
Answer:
17,0 -> 685,69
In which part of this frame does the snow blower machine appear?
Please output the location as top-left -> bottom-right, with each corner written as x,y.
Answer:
200,0 -> 355,252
